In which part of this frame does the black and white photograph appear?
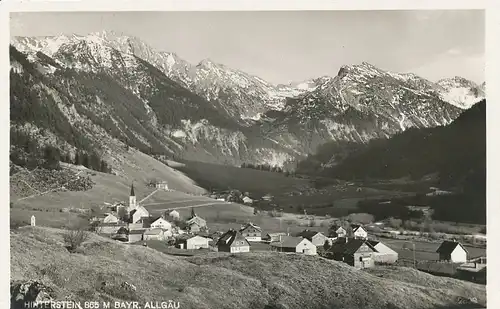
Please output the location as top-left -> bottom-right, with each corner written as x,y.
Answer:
4,4 -> 493,309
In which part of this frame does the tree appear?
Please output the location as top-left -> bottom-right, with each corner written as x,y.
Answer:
117,207 -> 129,222
74,152 -> 81,166
324,239 -> 331,251
43,145 -> 60,170
63,225 -> 90,253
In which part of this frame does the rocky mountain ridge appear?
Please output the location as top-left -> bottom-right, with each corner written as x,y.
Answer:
10,31 -> 485,170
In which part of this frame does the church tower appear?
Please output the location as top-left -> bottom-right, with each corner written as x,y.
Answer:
129,183 -> 137,210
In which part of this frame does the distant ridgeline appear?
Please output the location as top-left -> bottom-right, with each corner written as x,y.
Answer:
298,99 -> 486,224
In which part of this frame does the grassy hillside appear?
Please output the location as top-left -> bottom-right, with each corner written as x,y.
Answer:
11,226 -> 486,309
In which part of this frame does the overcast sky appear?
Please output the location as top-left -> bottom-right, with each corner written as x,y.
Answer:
10,10 -> 485,84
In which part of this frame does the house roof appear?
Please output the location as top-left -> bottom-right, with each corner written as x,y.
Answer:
436,240 -> 469,254
99,222 -> 127,227
297,230 -> 323,240
352,225 -> 365,232
240,223 -> 262,232
129,229 -> 146,235
216,229 -> 249,247
270,236 -> 310,248
328,239 -> 375,255
267,232 -> 287,237
144,228 -> 164,235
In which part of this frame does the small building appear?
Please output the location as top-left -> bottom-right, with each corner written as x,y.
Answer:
30,215 -> 36,227
143,228 -> 166,241
326,238 -> 376,269
186,209 -> 207,233
216,229 -> 250,253
352,225 -> 368,240
156,181 -> 169,190
436,240 -> 468,263
130,206 -> 150,224
367,240 -> 398,264
242,196 -> 253,205
103,214 -> 119,224
150,217 -> 173,233
335,226 -> 347,238
178,235 -> 211,250
263,232 -> 287,243
296,230 -> 328,247
239,223 -> 262,242
168,210 -> 180,220
270,236 -> 317,255
128,229 -> 145,243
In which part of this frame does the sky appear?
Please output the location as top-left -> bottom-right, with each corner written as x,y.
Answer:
10,10 -> 485,84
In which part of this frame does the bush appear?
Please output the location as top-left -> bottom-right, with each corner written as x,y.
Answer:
63,227 -> 90,252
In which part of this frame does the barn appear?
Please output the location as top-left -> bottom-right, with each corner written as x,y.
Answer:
436,240 -> 468,263
270,236 -> 317,255
367,240 -> 398,264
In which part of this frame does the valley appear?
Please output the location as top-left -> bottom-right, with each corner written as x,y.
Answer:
9,22 -> 487,309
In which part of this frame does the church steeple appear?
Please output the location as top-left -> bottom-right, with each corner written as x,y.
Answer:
129,183 -> 137,210
191,207 -> 196,218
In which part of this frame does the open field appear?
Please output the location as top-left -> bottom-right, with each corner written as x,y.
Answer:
11,226 -> 487,309
10,149 -> 206,211
175,160 -> 414,216
175,160 -> 309,196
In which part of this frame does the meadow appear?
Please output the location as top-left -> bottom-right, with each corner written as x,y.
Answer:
10,226 -> 487,309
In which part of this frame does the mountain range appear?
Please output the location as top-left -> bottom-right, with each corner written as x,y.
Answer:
10,30 -> 486,171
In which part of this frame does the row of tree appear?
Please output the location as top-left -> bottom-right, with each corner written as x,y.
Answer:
240,162 -> 294,175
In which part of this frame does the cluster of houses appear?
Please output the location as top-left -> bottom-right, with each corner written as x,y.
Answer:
209,222 -> 400,270
92,184 -> 208,243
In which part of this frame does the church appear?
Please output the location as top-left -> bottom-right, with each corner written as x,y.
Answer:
126,183 -> 150,224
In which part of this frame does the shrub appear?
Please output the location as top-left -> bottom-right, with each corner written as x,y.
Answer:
63,227 -> 90,252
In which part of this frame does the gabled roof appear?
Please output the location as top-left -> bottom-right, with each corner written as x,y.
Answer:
436,240 -> 468,255
297,230 -> 323,240
270,236 -> 311,248
352,224 -> 365,232
328,239 -> 375,255
240,223 -> 262,232
216,229 -> 249,247
267,232 -> 287,237
144,228 -> 164,235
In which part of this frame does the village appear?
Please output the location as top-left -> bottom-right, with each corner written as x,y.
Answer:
36,181 -> 484,285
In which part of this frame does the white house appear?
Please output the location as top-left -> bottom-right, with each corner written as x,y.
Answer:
352,225 -> 368,239
436,240 -> 468,263
270,236 -> 317,255
168,210 -> 180,220
335,227 -> 347,238
242,196 -> 253,205
367,240 -> 399,264
239,223 -> 262,242
150,217 -> 172,230
181,235 -> 210,250
155,181 -> 169,190
131,206 -> 150,224
103,214 -> 119,224
143,228 -> 166,241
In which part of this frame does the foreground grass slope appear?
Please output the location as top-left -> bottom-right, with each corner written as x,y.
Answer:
11,227 -> 485,309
